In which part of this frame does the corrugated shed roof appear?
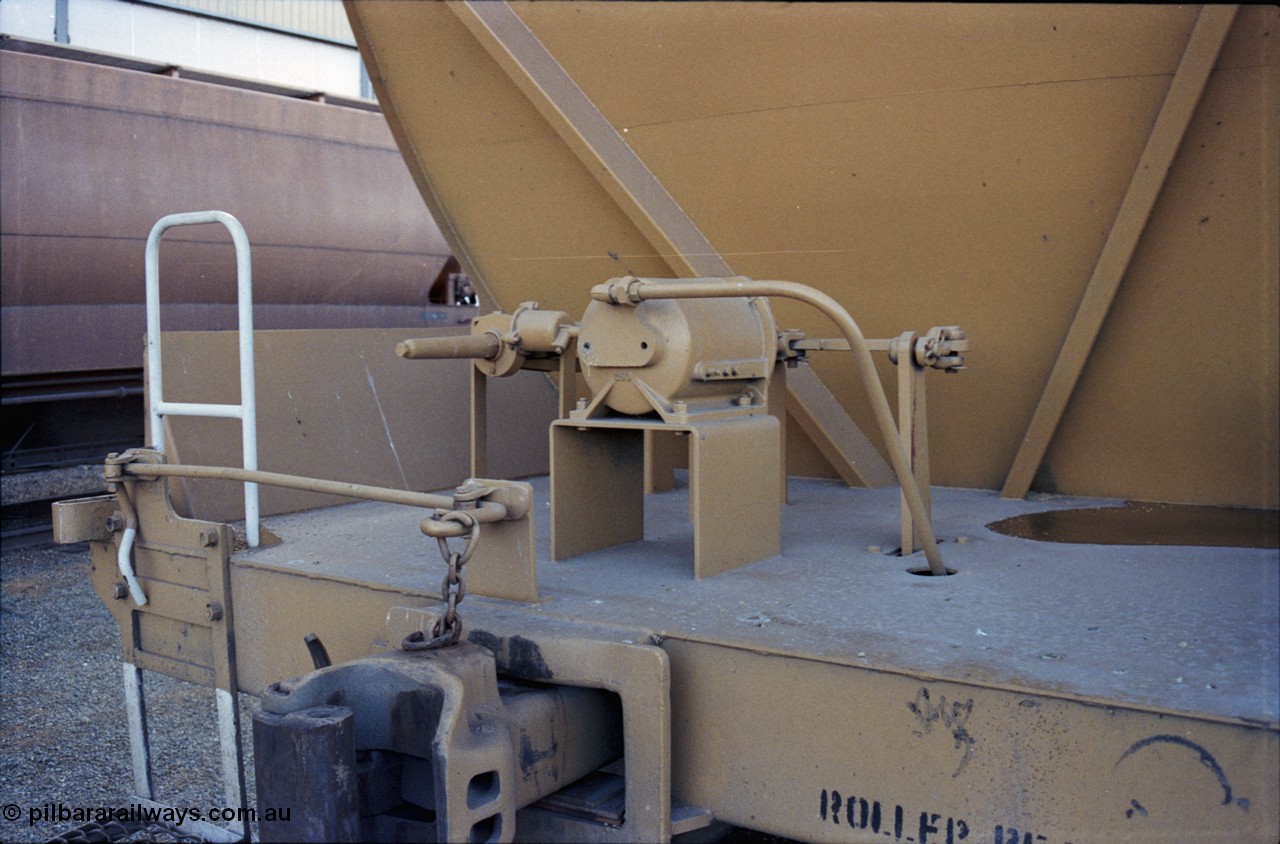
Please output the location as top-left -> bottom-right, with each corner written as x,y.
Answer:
141,0 -> 355,45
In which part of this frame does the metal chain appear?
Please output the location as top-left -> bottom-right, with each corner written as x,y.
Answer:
403,510 -> 479,651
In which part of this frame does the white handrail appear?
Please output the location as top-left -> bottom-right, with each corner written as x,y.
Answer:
145,211 -> 259,547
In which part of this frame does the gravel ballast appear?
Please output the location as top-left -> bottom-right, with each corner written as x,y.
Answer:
1,466 -> 108,506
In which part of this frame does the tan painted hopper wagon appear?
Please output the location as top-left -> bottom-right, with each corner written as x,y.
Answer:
54,4 -> 1277,842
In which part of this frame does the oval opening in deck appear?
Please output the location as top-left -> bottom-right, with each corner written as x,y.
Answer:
986,502 -> 1279,549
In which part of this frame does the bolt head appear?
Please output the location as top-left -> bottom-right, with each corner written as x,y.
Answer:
198,527 -> 219,547
112,582 -> 129,600
206,601 -> 224,622
105,515 -> 124,533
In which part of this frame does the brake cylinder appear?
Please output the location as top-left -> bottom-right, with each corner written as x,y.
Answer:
575,293 -> 776,417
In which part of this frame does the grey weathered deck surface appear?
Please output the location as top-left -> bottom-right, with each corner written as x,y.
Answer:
238,474 -> 1279,727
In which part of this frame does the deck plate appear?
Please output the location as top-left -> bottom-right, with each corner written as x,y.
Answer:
237,474 -> 1278,727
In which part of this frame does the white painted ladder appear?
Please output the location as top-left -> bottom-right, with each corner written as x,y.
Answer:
145,210 -> 260,546
128,212 -> 254,842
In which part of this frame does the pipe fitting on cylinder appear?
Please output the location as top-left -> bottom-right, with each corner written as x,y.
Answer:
591,276 -> 645,305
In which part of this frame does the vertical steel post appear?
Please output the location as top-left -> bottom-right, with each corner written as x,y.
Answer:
122,663 -> 154,801
53,0 -> 69,43
471,362 -> 488,478
895,332 -> 932,557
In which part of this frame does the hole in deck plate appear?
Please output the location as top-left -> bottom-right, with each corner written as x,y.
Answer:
987,502 -> 1279,549
469,813 -> 500,843
906,566 -> 957,576
467,770 -> 499,810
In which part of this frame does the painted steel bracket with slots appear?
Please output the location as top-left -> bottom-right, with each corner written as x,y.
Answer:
54,460 -> 248,844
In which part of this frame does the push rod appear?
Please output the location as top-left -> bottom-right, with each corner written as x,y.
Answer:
593,276 -> 947,574
396,333 -> 502,361
120,462 -> 508,530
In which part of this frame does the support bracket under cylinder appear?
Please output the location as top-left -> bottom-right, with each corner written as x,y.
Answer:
58,452 -> 249,841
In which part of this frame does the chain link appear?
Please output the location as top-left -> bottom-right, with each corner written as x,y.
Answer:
403,510 -> 478,651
